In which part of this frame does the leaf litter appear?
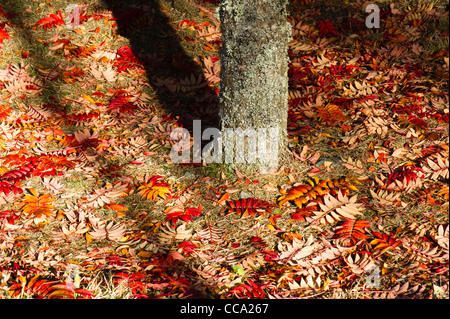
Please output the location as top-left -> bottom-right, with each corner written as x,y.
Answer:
0,0 -> 448,299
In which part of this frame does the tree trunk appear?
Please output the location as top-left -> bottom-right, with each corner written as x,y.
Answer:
218,0 -> 291,172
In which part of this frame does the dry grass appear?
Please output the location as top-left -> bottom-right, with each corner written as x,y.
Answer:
0,0 -> 448,299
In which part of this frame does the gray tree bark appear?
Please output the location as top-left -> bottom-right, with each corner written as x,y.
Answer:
218,0 -> 291,171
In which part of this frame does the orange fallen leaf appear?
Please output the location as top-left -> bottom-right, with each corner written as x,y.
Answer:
218,192 -> 230,206
105,204 -> 129,212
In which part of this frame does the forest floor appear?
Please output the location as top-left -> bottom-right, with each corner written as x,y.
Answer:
0,0 -> 448,299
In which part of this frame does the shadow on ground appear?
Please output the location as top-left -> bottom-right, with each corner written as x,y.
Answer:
101,0 -> 219,131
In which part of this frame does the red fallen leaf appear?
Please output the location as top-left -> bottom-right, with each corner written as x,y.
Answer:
184,36 -> 199,42
46,285 -> 76,299
371,232 -> 401,251
130,160 -> 144,165
112,272 -> 147,295
0,23 -> 11,45
227,280 -> 266,298
227,198 -> 276,217
179,20 -> 198,27
317,19 -> 340,37
0,210 -> 20,224
436,268 -> 448,274
387,165 -> 424,185
333,218 -> 370,245
113,272 -> 130,280
250,236 -> 263,243
143,151 -> 156,156
0,104 -> 12,121
0,182 -> 23,195
113,45 -> 143,73
74,288 -> 96,299
178,241 -> 198,255
408,116 -> 428,128
261,249 -> 279,261
291,210 -> 314,222
107,96 -> 136,113
33,11 -> 65,30
269,214 -> 281,226
165,206 -> 203,226
308,168 -> 322,174
250,236 -> 267,248
92,91 -> 105,97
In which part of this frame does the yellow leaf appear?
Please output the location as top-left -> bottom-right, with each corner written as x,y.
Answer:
28,188 -> 38,197
74,274 -> 81,288
85,233 -> 93,243
56,210 -> 65,220
82,94 -> 95,103
18,276 -> 27,287
0,166 -> 8,174
266,224 -> 276,230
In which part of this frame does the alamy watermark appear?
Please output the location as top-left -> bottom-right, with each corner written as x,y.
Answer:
63,3 -> 380,32
65,264 -> 81,288
170,120 -> 280,168
365,265 -> 381,288
365,4 -> 380,29
65,4 -> 81,29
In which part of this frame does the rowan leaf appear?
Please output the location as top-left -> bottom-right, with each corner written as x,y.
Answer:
137,175 -> 171,201
19,193 -> 55,218
165,206 -> 203,226
33,11 -> 65,30
313,193 -> 363,225
227,198 -> 277,217
333,219 -> 371,246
